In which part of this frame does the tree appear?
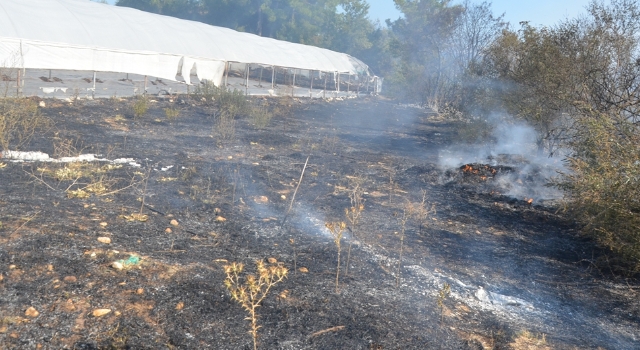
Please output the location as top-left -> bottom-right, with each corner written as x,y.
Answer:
386,0 -> 463,106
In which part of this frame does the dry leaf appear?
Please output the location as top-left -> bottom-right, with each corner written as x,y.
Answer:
267,257 -> 277,264
175,302 -> 184,311
215,216 -> 226,222
298,267 -> 309,273
25,307 -> 39,318
92,309 -> 111,317
170,219 -> 179,226
63,276 -> 77,283
97,237 -> 111,244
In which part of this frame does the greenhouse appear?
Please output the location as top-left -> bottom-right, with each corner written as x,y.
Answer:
0,0 -> 379,98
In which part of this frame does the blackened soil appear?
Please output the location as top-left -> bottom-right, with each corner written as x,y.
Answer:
0,97 -> 638,349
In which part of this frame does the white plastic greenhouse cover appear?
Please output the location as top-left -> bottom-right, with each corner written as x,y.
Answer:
0,0 -> 373,86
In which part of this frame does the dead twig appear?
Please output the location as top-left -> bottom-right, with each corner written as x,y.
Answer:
281,156 -> 309,228
308,325 -> 345,339
23,170 -> 56,191
12,211 -> 40,236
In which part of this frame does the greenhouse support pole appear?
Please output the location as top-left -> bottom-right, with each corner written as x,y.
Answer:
347,74 -> 351,95
292,70 -> 296,97
365,76 -> 369,94
48,69 -> 51,80
323,72 -> 327,99
144,75 -> 148,95
259,66 -> 263,87
309,70 -> 313,98
337,73 -> 340,95
271,66 -> 275,89
356,75 -> 360,96
93,72 -> 97,98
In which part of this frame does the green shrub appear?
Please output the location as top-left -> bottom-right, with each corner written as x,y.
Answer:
132,96 -> 149,119
0,98 -> 50,151
249,105 -> 273,129
164,107 -> 180,121
555,112 -> 640,271
195,82 -> 249,140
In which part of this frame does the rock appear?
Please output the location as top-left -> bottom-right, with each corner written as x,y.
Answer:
63,276 -> 77,283
136,288 -> 144,295
215,216 -> 226,222
92,309 -> 111,317
9,265 -> 16,270
298,267 -> 309,273
39,101 -> 46,108
25,307 -> 39,318
47,265 -> 54,271
99,222 -> 108,227
280,195 -> 286,200
111,261 -> 124,270
165,227 -> 172,233
176,302 -> 184,310
267,257 -> 277,264
170,219 -> 179,226
97,237 -> 111,244
475,287 -> 490,303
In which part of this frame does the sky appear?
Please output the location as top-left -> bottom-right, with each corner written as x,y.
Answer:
367,0 -> 599,28
103,0 -> 599,29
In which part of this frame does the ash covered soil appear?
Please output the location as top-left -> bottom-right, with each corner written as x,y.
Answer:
0,97 -> 638,349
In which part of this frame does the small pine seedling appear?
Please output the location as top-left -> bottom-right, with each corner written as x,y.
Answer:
224,260 -> 288,350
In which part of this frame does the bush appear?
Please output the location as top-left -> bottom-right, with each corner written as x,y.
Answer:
554,112 -> 640,271
195,82 -> 249,140
0,98 -> 50,151
164,107 -> 180,121
249,105 -> 273,129
132,96 -> 149,119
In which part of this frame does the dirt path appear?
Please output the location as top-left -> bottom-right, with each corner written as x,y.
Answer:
0,97 -> 637,349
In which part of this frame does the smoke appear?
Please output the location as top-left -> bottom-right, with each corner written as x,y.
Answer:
438,115 -> 566,202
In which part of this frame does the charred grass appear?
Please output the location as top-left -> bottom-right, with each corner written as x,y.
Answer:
0,97 -> 637,349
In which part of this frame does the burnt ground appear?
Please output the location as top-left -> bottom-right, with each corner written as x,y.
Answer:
0,97 -> 638,349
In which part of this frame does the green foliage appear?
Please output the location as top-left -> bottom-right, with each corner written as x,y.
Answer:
132,96 -> 149,119
164,107 -> 180,121
116,0 -> 377,61
249,105 -> 273,129
554,112 -> 640,271
194,82 -> 249,140
0,98 -> 50,151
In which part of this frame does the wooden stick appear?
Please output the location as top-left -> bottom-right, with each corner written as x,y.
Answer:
308,326 -> 345,339
281,156 -> 309,227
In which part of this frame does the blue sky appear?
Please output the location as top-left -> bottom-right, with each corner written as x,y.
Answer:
367,0 -> 600,27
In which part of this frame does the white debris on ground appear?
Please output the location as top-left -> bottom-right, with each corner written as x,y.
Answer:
1,150 -> 141,167
403,263 -> 540,323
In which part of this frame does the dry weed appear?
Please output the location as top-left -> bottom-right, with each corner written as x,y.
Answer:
224,260 -> 288,350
